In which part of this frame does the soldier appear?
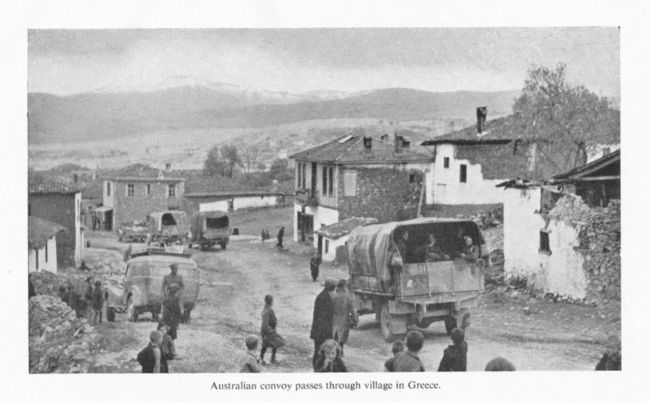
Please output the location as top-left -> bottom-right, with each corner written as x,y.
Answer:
161,263 -> 185,302
310,252 -> 322,281
310,279 -> 336,369
332,279 -> 357,357
162,283 -> 182,340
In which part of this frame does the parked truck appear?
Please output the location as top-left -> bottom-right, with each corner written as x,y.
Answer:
346,217 -> 487,341
189,211 -> 230,250
146,210 -> 190,245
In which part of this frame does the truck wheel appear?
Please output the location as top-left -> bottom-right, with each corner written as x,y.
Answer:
380,303 -> 395,342
127,296 -> 138,322
444,316 -> 457,335
107,307 -> 116,322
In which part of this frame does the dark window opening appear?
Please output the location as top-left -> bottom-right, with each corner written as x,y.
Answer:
45,241 -> 48,262
161,213 -> 178,226
540,231 -> 551,254
35,249 -> 39,271
28,203 -> 31,216
325,239 -> 330,254
363,136 -> 372,151
168,184 -> 176,197
322,166 -> 327,195
127,184 -> 135,197
206,216 -> 229,229
106,182 -> 111,196
460,164 -> 467,183
444,157 -> 450,168
146,184 -> 151,195
328,167 -> 334,195
409,173 -> 417,183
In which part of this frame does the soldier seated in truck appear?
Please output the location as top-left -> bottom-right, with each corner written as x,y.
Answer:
459,236 -> 479,262
424,234 -> 449,262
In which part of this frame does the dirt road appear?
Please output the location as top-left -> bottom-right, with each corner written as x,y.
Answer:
90,236 -> 609,372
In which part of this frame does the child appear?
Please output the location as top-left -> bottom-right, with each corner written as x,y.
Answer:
158,322 -> 176,361
595,336 -> 621,371
260,295 -> 285,365
241,335 -> 262,373
384,340 -> 406,371
91,280 -> 104,324
485,357 -> 515,371
314,339 -> 347,372
392,331 -> 425,372
137,330 -> 167,373
437,328 -> 468,371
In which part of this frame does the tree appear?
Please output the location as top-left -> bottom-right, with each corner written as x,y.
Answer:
221,144 -> 243,178
269,158 -> 289,179
237,140 -> 262,173
512,64 -> 619,173
203,145 -> 228,176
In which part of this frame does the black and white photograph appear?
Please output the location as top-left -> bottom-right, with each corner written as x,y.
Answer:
5,0 -> 650,401
25,26 -> 622,374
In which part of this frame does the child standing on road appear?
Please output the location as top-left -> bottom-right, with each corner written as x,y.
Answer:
437,328 -> 468,371
260,295 -> 285,365
91,280 -> 104,324
158,322 -> 176,361
384,340 -> 406,372
241,335 -> 262,373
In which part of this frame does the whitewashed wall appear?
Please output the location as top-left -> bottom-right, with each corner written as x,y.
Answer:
429,144 -> 506,205
503,188 -> 587,299
292,203 -> 340,244
233,195 -> 279,210
199,200 -> 229,212
28,237 -> 58,274
321,235 -> 348,262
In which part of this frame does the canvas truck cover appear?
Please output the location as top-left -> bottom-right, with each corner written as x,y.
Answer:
346,217 -> 483,283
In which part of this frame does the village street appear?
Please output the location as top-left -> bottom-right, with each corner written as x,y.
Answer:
87,231 -> 614,373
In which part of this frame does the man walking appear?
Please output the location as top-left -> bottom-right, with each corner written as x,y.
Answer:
310,279 -> 336,369
276,226 -> 285,249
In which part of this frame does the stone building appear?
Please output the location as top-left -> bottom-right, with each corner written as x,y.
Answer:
102,167 -> 185,231
500,150 -> 620,301
28,175 -> 83,268
290,132 -> 432,255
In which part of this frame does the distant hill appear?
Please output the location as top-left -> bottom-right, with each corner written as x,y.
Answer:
28,80 -> 519,144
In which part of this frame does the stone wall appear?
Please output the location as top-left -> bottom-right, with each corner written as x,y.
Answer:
113,180 -> 184,230
576,199 -> 621,302
338,167 -> 424,223
29,295 -> 101,373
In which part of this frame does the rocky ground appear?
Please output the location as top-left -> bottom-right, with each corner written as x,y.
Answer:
70,228 -> 620,373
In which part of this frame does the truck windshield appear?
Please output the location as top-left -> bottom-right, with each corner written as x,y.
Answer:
206,216 -> 228,229
393,222 -> 482,264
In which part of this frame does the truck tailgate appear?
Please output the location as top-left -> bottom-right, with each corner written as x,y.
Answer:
401,260 -> 484,297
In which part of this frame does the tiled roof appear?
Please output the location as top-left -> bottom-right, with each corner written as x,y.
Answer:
553,149 -> 620,180
422,115 -> 519,145
28,216 -> 66,249
28,174 -> 81,194
315,217 -> 378,240
290,131 -> 433,164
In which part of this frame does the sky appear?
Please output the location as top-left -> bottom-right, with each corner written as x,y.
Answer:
28,28 -> 620,96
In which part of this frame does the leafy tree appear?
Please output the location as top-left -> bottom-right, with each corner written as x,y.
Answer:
512,64 -> 619,173
269,158 -> 289,179
221,144 -> 243,178
203,146 -> 228,177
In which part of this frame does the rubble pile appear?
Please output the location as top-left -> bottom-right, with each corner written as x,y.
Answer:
578,200 -> 621,302
29,295 -> 101,373
30,271 -> 72,297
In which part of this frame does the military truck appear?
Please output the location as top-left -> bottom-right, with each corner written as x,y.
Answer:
146,210 -> 190,245
189,211 -> 230,250
346,217 -> 487,341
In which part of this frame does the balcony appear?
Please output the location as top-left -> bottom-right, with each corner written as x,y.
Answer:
295,188 -> 319,206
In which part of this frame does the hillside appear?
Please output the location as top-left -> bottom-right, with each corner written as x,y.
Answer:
28,86 -> 519,144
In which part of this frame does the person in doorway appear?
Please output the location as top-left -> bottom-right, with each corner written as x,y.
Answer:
310,279 -> 336,369
276,226 -> 285,249
310,252 -> 322,281
392,330 -> 425,372
137,330 -> 167,373
91,280 -> 104,324
332,279 -> 357,357
437,328 -> 468,372
260,295 -> 285,365
384,340 -> 406,372
162,283 -> 182,340
595,336 -> 621,371
241,335 -> 262,373
314,339 -> 347,372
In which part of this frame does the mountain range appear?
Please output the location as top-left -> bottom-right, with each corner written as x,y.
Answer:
28,76 -> 522,144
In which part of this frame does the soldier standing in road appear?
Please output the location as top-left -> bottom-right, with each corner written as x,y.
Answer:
162,283 -> 182,340
260,295 -> 285,365
332,279 -> 357,357
310,279 -> 336,369
162,264 -> 184,305
310,252 -> 322,281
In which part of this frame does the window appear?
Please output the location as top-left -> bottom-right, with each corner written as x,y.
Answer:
539,231 -> 551,254
459,164 -> 467,183
35,249 -> 39,271
325,239 -> 330,254
127,184 -> 135,197
28,203 -> 31,216
168,183 -> 176,198
302,164 -> 306,188
297,164 -> 302,188
322,166 -> 328,195
409,173 -> 417,183
45,241 -> 48,262
444,157 -> 450,168
328,166 -> 334,196
343,170 -> 357,196
146,184 -> 151,196
106,182 -> 111,197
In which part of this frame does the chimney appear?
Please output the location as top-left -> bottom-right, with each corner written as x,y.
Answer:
393,133 -> 404,153
476,106 -> 487,134
165,162 -> 172,171
363,136 -> 373,152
